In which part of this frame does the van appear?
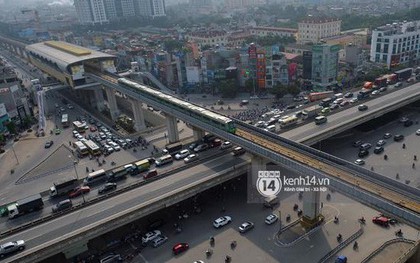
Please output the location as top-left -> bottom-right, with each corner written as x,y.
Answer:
143,169 -> 158,179
334,93 -> 343,99
265,125 -> 276,132
315,116 -> 327,125
233,146 -> 246,156
155,155 -> 173,166
263,195 -> 279,208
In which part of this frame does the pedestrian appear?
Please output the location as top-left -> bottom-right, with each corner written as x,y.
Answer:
69,141 -> 71,146
414,155 -> 417,161
402,143 -> 406,149
396,173 -> 400,179
412,163 -> 415,169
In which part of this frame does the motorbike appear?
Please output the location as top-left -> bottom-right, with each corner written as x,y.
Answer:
286,214 -> 291,222
395,230 -> 403,237
111,161 -> 116,166
293,204 -> 298,211
334,216 -> 339,224
230,240 -> 237,249
358,217 -> 366,224
353,241 -> 358,250
337,234 -> 342,242
225,255 -> 232,262
210,237 -> 215,246
206,249 -> 213,258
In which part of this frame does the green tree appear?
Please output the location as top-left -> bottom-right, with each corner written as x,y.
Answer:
5,121 -> 16,135
286,84 -> 300,96
269,83 -> 287,99
219,79 -> 237,98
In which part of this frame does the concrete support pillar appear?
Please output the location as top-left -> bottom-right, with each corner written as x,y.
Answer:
94,88 -> 105,112
301,190 -> 322,228
165,114 -> 179,143
130,99 -> 146,131
248,154 -> 267,203
192,126 -> 205,141
105,87 -> 119,120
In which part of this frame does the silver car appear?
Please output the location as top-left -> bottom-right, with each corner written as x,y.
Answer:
0,240 -> 25,257
151,235 -> 168,248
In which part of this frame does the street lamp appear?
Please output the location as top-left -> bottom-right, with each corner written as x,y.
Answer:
69,155 -> 85,203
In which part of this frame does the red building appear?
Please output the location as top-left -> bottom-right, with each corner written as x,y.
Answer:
256,50 -> 266,89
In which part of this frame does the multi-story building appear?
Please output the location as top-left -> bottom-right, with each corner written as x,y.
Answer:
150,0 -> 166,17
104,0 -> 118,21
370,21 -> 420,69
120,0 -> 136,17
250,26 -> 297,39
265,53 -> 289,88
133,0 -> 166,17
298,17 -> 341,44
185,30 -> 228,49
74,0 -> 109,25
311,44 -> 340,89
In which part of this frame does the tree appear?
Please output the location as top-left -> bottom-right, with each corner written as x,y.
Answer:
286,84 -> 300,96
269,83 -> 287,99
219,79 -> 237,98
5,121 -> 16,135
244,79 -> 254,92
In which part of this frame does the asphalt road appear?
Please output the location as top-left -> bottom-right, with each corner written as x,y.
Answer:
281,82 -> 420,142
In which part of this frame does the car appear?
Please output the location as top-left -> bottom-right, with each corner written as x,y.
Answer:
358,150 -> 369,158
394,82 -> 402,88
349,98 -> 358,104
394,134 -> 404,141
76,134 -> 84,140
383,133 -> 392,139
344,92 -> 353,98
376,140 -> 386,146
359,143 -> 372,150
371,90 -> 380,96
358,104 -> 368,111
320,107 -> 330,115
379,86 -> 387,92
213,216 -> 232,228
238,221 -> 254,233
188,142 -> 199,150
0,240 -> 25,257
373,146 -> 384,154
404,120 -> 413,127
220,141 -> 233,149
67,104 -> 74,109
52,199 -> 72,213
72,131 -> 79,138
60,107 -> 65,112
54,128 -> 61,135
352,140 -> 363,147
175,149 -> 190,160
69,186 -> 90,198
98,183 -> 117,194
99,253 -> 123,263
416,129 -> 420,136
399,117 -> 409,123
142,230 -> 162,244
210,138 -> 222,147
340,101 -> 349,107
372,216 -> 389,226
90,126 -> 97,132
109,142 -> 121,151
354,159 -> 365,165
193,261 -> 205,263
44,140 -> 54,148
194,143 -> 209,152
184,154 -> 199,163
172,243 -> 189,255
99,132 -> 106,140
330,103 -> 339,110
151,235 -> 168,248
265,214 -> 278,225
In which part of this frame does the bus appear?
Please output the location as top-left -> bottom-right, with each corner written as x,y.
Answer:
279,116 -> 298,128
73,121 -> 86,133
74,141 -> 89,157
84,140 -> 101,156
61,114 -> 69,128
83,169 -> 107,186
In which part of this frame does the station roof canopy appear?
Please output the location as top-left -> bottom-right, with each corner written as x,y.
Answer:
25,41 -> 115,69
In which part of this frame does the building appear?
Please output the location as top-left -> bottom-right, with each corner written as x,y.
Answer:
120,0 -> 136,17
150,0 -> 166,17
265,53 -> 289,88
74,0 -> 109,25
134,0 -> 166,17
250,26 -> 297,39
370,21 -> 420,69
302,51 -> 312,80
185,30 -> 228,49
311,44 -> 340,89
298,17 -> 341,44
285,44 -> 312,56
104,0 -> 118,21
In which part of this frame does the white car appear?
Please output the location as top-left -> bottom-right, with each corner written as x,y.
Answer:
220,141 -> 233,149
354,159 -> 365,165
175,149 -> 190,160
184,154 -> 199,163
76,134 -> 84,140
350,98 -> 358,104
73,131 -> 79,138
265,214 -> 278,225
372,90 -> 380,95
416,129 -> 420,136
142,230 -> 162,244
213,216 -> 232,228
0,240 -> 25,257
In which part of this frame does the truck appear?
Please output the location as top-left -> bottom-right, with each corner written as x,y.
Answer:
50,177 -> 78,197
301,105 -> 323,119
7,194 -> 44,219
307,91 -> 334,102
384,73 -> 397,85
363,81 -> 374,89
394,68 -> 413,81
374,76 -> 387,87
357,89 -> 371,100
162,142 -> 183,155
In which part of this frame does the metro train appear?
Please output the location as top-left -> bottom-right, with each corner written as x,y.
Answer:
117,78 -> 237,134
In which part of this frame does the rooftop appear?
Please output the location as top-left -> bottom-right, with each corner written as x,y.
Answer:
26,41 -> 115,69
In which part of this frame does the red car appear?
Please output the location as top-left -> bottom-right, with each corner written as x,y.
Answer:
69,186 -> 90,198
372,216 -> 389,227
90,126 -> 97,132
172,243 -> 189,255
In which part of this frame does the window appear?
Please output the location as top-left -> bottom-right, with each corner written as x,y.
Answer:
384,44 -> 389,53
